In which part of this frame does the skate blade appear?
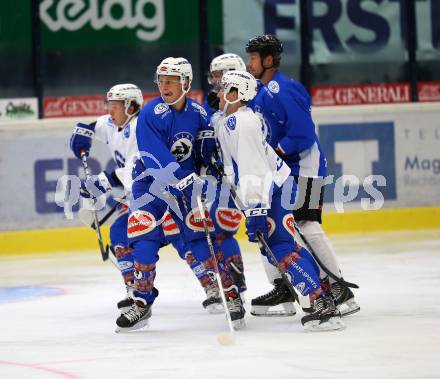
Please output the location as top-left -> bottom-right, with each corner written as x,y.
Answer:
206,303 -> 225,314
115,319 -> 149,333
250,303 -> 296,317
339,300 -> 360,317
232,318 -> 246,330
303,317 -> 346,332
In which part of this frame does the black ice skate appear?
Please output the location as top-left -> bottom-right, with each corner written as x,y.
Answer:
251,279 -> 297,317
331,282 -> 360,317
117,297 -> 134,313
224,286 -> 246,330
301,294 -> 345,332
202,284 -> 224,314
115,300 -> 152,333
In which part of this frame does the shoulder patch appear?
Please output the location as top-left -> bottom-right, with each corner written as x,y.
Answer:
226,115 -> 236,131
191,102 -> 208,117
154,103 -> 169,115
267,80 -> 280,94
123,125 -> 130,138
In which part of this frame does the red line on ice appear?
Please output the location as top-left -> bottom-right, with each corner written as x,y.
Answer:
0,360 -> 80,379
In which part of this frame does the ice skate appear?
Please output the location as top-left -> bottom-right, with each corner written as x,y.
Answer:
251,279 -> 297,317
301,294 -> 345,332
225,286 -> 246,330
331,282 -> 360,317
117,297 -> 134,313
115,300 -> 152,333
202,284 -> 224,314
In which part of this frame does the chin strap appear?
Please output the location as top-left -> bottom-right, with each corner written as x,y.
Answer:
161,82 -> 191,106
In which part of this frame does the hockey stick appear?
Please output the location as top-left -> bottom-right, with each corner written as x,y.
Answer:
211,156 -> 359,289
80,195 -> 128,230
80,151 -> 109,261
292,223 -> 359,289
196,195 -> 235,345
209,159 -> 298,301
95,195 -> 127,228
255,230 -> 299,301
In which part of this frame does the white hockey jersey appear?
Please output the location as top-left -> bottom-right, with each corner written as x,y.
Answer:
94,115 -> 139,192
213,106 -> 291,209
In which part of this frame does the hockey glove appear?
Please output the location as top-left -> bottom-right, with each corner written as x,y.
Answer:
70,122 -> 96,159
245,208 -> 269,243
131,157 -> 150,182
80,171 -> 119,199
206,90 -> 220,111
173,171 -> 209,209
195,128 -> 218,167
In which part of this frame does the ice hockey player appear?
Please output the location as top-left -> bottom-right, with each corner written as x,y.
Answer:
69,83 -> 143,312
198,52 -> 250,302
117,57 -> 245,332
212,70 -> 345,331
69,83 -> 220,317
204,53 -> 247,118
245,34 -> 360,318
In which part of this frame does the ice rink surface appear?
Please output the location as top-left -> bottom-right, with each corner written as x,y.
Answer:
1,230 -> 439,379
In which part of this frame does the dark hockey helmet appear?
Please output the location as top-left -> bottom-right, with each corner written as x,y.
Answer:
246,34 -> 283,61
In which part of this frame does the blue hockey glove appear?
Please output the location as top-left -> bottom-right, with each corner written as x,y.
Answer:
80,171 -> 118,199
131,157 -> 150,182
245,208 -> 269,243
196,128 -> 218,166
173,171 -> 209,209
70,122 -> 96,159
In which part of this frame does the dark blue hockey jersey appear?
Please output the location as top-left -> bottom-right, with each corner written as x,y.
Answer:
248,71 -> 327,178
136,97 -> 209,185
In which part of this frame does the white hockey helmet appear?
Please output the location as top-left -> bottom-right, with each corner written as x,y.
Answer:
106,83 -> 143,111
156,57 -> 193,87
155,57 -> 192,105
208,53 -> 246,85
221,70 -> 258,103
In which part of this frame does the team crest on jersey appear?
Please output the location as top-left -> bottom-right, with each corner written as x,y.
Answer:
171,132 -> 194,162
127,211 -> 156,238
215,208 -> 242,232
123,125 -> 130,138
268,80 -> 280,94
161,212 -> 180,236
186,209 -> 214,232
154,103 -> 169,115
191,102 -> 208,118
267,217 -> 276,237
226,116 -> 236,130
282,214 -> 296,238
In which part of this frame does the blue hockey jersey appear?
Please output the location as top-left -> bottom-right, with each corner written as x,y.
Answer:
136,97 -> 209,185
248,71 -> 327,178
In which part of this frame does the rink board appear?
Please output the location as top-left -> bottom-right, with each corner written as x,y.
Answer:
1,206 -> 439,255
0,103 -> 439,253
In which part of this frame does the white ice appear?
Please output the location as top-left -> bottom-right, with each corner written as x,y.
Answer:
1,230 -> 440,379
